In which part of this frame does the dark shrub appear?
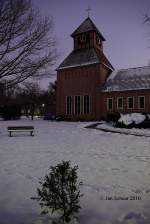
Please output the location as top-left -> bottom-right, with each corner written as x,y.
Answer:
55,115 -> 64,121
65,117 -> 72,121
76,117 -> 86,122
1,104 -> 21,120
31,161 -> 83,223
100,116 -> 106,121
43,113 -> 55,120
139,120 -> 150,128
115,121 -> 127,128
106,112 -> 121,122
0,106 -> 3,116
141,112 -> 149,121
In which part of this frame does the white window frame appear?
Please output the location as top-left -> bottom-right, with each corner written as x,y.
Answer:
127,96 -> 134,109
66,96 -> 72,115
83,95 -> 90,114
107,98 -> 113,110
117,97 -> 123,109
138,96 -> 145,109
74,95 -> 82,115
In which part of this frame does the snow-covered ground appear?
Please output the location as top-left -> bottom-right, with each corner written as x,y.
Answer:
97,122 -> 150,137
0,118 -> 150,224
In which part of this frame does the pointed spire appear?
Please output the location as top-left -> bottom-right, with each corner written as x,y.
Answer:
71,17 -> 106,41
86,6 -> 91,18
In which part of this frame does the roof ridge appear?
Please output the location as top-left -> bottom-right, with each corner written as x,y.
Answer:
103,65 -> 150,92
115,65 -> 150,72
95,48 -> 114,70
57,47 -> 100,70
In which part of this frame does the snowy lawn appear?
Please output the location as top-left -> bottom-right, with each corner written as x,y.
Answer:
0,118 -> 150,224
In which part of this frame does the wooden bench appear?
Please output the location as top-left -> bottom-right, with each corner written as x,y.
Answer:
7,126 -> 34,137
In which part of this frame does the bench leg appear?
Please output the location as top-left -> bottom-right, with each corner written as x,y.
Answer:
30,131 -> 34,136
9,131 -> 12,137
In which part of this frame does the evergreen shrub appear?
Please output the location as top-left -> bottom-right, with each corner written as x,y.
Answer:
31,161 -> 83,224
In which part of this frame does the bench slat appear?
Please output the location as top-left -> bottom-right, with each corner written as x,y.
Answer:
8,130 -> 34,132
8,126 -> 34,130
7,126 -> 34,137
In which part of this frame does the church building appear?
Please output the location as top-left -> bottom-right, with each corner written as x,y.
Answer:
56,16 -> 150,120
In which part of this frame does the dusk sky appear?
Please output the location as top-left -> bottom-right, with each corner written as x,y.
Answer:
32,0 -> 150,86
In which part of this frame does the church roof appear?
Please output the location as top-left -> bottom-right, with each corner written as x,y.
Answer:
71,17 -> 106,41
102,66 -> 150,92
57,48 -> 114,70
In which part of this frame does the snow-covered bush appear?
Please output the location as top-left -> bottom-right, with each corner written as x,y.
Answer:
119,113 -> 145,125
115,113 -> 149,129
31,161 -> 83,224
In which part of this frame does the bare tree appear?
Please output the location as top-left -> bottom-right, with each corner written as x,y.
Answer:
19,82 -> 42,120
0,0 -> 57,89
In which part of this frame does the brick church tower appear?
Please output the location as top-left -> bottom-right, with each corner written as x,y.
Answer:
56,17 -> 114,120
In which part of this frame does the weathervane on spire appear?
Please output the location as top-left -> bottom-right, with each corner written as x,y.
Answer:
86,6 -> 91,17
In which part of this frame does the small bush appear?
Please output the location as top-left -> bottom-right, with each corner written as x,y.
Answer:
65,117 -> 72,121
139,120 -> 150,129
116,119 -> 150,129
31,161 -> 83,224
55,115 -> 64,121
106,112 -> 120,122
76,117 -> 86,122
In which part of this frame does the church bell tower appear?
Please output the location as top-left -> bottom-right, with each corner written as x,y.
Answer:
71,16 -> 105,52
56,16 -> 113,120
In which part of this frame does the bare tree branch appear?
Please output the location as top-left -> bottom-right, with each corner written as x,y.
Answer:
0,0 -> 58,89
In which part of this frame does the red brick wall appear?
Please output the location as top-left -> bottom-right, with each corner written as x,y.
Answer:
95,64 -> 111,119
56,64 -> 150,121
56,63 -> 110,120
101,90 -> 150,118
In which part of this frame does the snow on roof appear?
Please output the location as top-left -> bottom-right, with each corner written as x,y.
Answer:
57,48 -> 113,71
57,48 -> 99,70
102,66 -> 150,92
